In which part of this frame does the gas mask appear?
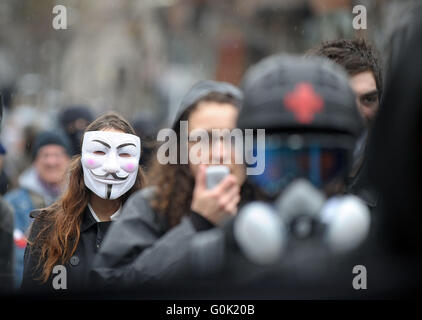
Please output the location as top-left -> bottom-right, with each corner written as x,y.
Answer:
233,133 -> 371,265
190,133 -> 370,276
81,131 -> 141,200
233,179 -> 370,266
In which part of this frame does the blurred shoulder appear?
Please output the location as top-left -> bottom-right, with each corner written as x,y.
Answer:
122,186 -> 168,231
0,196 -> 13,215
124,186 -> 157,210
4,187 -> 30,204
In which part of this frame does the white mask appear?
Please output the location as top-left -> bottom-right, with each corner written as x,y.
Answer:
81,131 -> 141,200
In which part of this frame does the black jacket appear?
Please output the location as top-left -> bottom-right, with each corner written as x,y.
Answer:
89,182 -> 266,294
21,207 -> 112,293
89,188 -> 214,289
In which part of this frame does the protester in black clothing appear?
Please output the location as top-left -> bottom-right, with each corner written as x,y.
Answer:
22,112 -> 145,292
254,18 -> 422,298
366,11 -> 422,279
195,54 -> 368,294
186,27 -> 422,298
307,38 -> 383,210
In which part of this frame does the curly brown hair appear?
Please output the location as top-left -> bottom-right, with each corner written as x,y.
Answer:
29,112 -> 145,283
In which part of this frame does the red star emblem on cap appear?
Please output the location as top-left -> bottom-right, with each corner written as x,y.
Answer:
284,83 -> 324,124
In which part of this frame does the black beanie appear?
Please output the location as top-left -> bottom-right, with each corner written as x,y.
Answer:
59,105 -> 94,128
32,130 -> 72,159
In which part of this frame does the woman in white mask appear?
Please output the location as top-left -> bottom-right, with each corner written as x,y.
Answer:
22,112 -> 145,292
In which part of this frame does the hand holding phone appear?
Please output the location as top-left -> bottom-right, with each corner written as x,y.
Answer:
191,165 -> 240,225
206,165 -> 230,189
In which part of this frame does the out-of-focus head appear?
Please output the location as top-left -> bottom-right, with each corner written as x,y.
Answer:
239,54 -> 362,200
32,131 -> 72,185
307,38 -> 382,127
59,105 -> 94,155
174,80 -> 245,186
132,113 -> 160,168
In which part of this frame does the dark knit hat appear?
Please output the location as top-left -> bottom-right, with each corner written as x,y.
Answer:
172,80 -> 243,128
32,130 -> 72,159
59,105 -> 94,128
238,55 -> 362,137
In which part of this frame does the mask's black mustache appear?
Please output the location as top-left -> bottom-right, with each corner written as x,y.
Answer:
107,184 -> 112,199
91,171 -> 128,180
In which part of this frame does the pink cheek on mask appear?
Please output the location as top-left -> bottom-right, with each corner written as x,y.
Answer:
84,158 -> 97,169
124,162 -> 137,172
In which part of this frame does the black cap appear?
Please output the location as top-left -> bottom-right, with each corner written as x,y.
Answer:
59,105 -> 94,128
32,130 -> 72,159
238,55 -> 363,137
172,80 -> 243,128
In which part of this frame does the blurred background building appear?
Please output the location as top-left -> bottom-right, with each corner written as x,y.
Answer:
0,0 -> 416,191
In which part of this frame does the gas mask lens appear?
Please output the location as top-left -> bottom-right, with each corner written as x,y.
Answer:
247,134 -> 351,198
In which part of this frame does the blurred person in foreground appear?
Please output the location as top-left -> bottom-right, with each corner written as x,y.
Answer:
22,112 -> 145,292
179,54 -> 369,297
233,17 -> 422,298
198,40 -> 422,298
4,131 -> 71,288
307,38 -> 383,210
89,81 -> 260,289
58,105 -> 94,156
362,7 -> 422,297
191,29 -> 422,298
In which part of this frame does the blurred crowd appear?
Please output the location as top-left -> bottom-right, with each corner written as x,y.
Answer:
0,0 -> 421,298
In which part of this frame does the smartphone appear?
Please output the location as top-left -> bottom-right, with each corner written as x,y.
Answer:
206,165 -> 230,189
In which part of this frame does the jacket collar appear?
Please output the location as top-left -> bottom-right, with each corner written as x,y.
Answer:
81,206 -> 97,232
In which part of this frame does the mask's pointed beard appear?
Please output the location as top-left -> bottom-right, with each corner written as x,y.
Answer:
107,184 -> 112,199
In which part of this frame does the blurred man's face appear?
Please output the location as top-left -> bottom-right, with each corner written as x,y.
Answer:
349,71 -> 379,126
188,102 -> 246,186
34,145 -> 70,185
